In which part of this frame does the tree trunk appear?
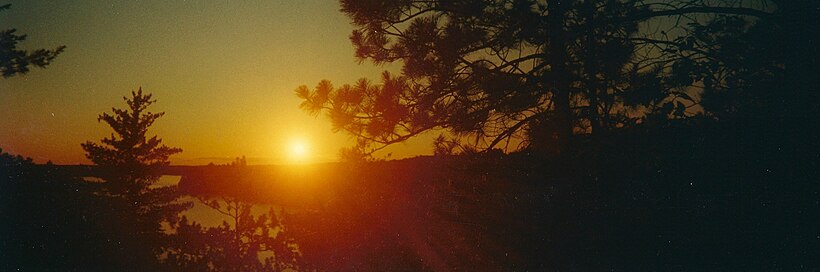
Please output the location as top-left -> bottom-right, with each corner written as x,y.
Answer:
585,13 -> 602,137
547,0 -> 574,155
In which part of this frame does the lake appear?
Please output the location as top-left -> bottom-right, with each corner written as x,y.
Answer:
154,175 -> 275,229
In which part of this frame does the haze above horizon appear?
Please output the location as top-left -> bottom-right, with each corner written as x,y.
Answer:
0,0 -> 434,165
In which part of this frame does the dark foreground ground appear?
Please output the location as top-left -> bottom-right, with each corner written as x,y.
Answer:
177,125 -> 818,271
3,121 -> 819,270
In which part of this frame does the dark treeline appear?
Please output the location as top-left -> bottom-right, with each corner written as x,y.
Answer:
174,124 -> 817,271
2,91 -> 301,271
2,0 -> 819,271
291,0 -> 817,270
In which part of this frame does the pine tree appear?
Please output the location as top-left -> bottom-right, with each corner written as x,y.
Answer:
1,4 -> 65,78
296,0 -> 776,156
81,87 -> 189,269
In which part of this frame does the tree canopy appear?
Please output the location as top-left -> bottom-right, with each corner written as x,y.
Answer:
82,88 -> 181,169
297,0 -> 783,157
81,88 -> 189,269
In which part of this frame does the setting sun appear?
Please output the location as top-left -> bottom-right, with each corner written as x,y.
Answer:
288,139 -> 310,162
1,0 -> 805,270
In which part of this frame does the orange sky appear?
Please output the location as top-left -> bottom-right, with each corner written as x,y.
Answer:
0,0 -> 436,165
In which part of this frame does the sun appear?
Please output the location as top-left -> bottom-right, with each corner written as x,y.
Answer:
287,139 -> 310,162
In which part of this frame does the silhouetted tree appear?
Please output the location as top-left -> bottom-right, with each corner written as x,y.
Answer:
81,88 -> 189,269
291,2 -> 818,270
0,4 -> 64,78
169,203 -> 300,271
164,158 -> 300,271
296,0 -> 776,156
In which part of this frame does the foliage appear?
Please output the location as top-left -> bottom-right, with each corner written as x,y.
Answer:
164,158 -> 301,271
0,4 -> 65,78
166,206 -> 300,271
81,88 -> 189,269
296,0 -> 779,156
666,15 -> 783,120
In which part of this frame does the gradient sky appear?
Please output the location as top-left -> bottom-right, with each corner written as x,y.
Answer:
0,0 -> 436,165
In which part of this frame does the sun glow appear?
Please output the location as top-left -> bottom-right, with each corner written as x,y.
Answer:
287,139 -> 310,163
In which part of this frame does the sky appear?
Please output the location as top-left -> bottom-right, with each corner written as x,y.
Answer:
0,0 -> 436,165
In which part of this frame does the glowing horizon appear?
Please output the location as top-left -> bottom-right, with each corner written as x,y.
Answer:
0,0 -> 434,165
